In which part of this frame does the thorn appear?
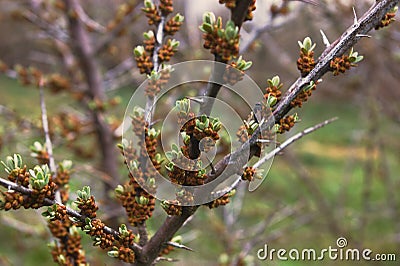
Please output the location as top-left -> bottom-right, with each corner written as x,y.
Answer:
320,29 -> 330,47
149,118 -> 162,127
186,97 -> 204,104
156,257 -> 180,263
256,139 -> 274,143
356,34 -> 371,38
166,241 -> 194,252
352,6 -> 358,24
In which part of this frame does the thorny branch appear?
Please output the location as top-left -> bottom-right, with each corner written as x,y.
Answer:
137,1 -> 398,264
199,0 -> 254,116
0,176 -> 143,254
0,0 -> 398,265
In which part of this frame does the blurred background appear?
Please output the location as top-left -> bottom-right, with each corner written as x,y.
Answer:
0,0 -> 399,265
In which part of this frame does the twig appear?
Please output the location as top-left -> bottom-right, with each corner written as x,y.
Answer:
199,0 -> 254,116
73,2 -> 106,33
0,176 -> 143,255
206,0 -> 398,186
39,79 -> 56,174
253,117 -> 338,169
166,241 -> 193,252
22,9 -> 69,42
144,15 -> 166,125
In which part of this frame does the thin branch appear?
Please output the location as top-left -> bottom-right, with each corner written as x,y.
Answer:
39,80 -> 56,175
253,117 -> 338,169
0,176 -> 143,255
144,15 -> 166,125
21,9 -> 69,42
137,2 -> 398,264
73,2 -> 106,33
207,0 -> 399,185
166,241 -> 193,252
199,0 -> 254,116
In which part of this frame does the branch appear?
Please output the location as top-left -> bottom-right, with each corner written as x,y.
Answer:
65,0 -> 119,182
39,80 -> 56,175
273,0 -> 398,123
0,176 -> 143,255
38,80 -> 61,204
137,1 -> 398,263
21,9 -> 69,42
231,0 -> 254,28
199,0 -> 254,115
253,117 -> 338,168
207,0 -> 399,184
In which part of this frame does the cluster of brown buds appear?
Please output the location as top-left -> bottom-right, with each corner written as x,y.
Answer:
12,64 -> 43,86
276,113 -> 299,134
218,0 -> 256,21
130,107 -> 146,137
241,166 -> 256,182
143,30 -> 156,53
206,189 -> 235,209
159,0 -> 174,15
134,46 -> 154,75
297,37 -> 316,77
161,199 -> 182,216
115,181 -> 156,226
158,39 -> 180,62
75,186 -> 98,219
245,0 -> 257,21
165,143 -> 206,186
165,13 -> 184,35
30,141 -> 50,165
49,225 -> 87,265
0,60 -> 8,73
270,2 -> 290,17
88,96 -> 122,112
44,205 -> 87,265
330,48 -> 363,76
200,12 -> 240,62
82,219 -> 136,263
107,224 -> 136,263
223,56 -> 252,85
145,71 -> 162,97
219,0 -> 236,9
51,112 -> 87,142
0,156 -> 57,210
45,73 -> 71,93
264,75 -> 282,105
117,125 -> 158,226
290,81 -> 316,108
82,218 -> 116,250
375,6 -> 398,30
236,110 -> 260,144
192,115 -> 221,143
142,0 -> 161,25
